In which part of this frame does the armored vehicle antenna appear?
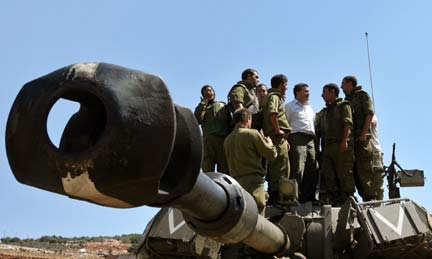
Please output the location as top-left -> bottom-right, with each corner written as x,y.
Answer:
365,32 -> 376,110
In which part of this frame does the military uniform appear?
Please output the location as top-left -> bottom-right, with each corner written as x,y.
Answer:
321,98 -> 355,204
345,86 -> 376,200
314,108 -> 327,165
314,108 -> 330,204
194,99 -> 230,173
228,81 -> 261,129
262,88 -> 291,204
224,125 -> 277,215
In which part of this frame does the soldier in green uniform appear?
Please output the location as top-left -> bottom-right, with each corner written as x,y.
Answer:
228,69 -> 261,129
194,85 -> 230,174
256,83 -> 269,169
262,74 -> 292,205
256,83 -> 268,109
321,83 -> 355,206
314,107 -> 330,204
224,108 -> 277,215
314,108 -> 327,167
341,75 -> 377,201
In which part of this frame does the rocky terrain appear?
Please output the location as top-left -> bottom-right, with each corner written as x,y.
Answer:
0,238 -> 136,259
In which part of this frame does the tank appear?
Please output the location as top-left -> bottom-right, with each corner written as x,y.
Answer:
5,62 -> 432,259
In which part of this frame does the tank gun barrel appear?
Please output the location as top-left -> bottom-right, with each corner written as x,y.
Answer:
174,172 -> 289,254
6,62 -> 290,256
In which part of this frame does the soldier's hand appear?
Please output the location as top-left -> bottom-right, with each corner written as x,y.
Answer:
260,131 -> 271,144
276,129 -> 285,136
339,141 -> 348,153
265,136 -> 273,146
200,96 -> 208,104
287,141 -> 291,151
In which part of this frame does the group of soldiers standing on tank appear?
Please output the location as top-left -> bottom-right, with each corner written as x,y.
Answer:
194,68 -> 384,214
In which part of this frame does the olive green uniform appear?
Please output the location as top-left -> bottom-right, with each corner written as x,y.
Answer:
224,125 -> 277,215
262,89 -> 291,203
194,99 -> 230,173
345,86 -> 376,200
228,81 -> 261,129
321,98 -> 355,202
314,108 -> 330,203
314,108 -> 327,166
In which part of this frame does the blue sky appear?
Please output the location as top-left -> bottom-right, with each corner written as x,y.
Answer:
1,1 -> 431,238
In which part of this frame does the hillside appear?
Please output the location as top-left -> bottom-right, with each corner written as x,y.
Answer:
0,235 -> 140,259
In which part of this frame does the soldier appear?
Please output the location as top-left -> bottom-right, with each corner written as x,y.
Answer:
262,74 -> 292,205
224,108 -> 277,215
256,83 -> 269,169
194,85 -> 230,174
314,107 -> 330,204
314,108 -> 327,168
228,69 -> 261,129
341,75 -> 376,201
256,83 -> 268,109
320,83 -> 355,206
285,83 -> 318,203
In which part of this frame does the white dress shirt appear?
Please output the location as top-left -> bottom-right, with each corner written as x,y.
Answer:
370,115 -> 382,152
285,99 -> 315,136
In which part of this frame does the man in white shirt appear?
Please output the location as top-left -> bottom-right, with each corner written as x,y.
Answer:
370,115 -> 384,200
285,83 -> 318,203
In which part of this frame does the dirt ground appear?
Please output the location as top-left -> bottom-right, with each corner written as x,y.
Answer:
0,240 -> 134,259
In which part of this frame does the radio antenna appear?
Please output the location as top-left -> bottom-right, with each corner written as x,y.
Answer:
365,32 -> 376,111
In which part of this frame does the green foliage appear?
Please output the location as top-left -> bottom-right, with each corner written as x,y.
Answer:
119,234 -> 141,244
1,237 -> 21,243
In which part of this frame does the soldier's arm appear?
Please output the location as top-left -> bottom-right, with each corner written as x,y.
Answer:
359,114 -> 373,141
314,112 -> 322,154
340,104 -> 353,152
268,95 -> 285,136
340,124 -> 351,153
193,99 -> 207,124
270,113 -> 284,136
229,86 -> 245,110
254,131 -> 277,161
359,92 -> 374,141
